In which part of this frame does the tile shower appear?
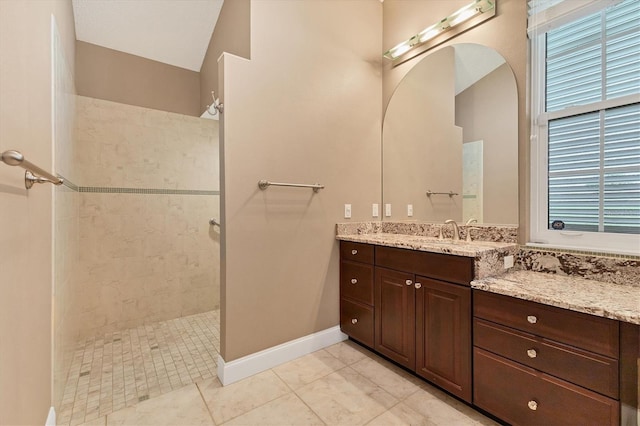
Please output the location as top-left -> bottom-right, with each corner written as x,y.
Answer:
54,94 -> 220,424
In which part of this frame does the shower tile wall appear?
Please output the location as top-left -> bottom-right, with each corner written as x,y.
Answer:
75,96 -> 217,189
72,96 -> 220,339
76,192 -> 219,337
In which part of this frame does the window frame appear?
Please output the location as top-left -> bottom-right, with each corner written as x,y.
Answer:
529,2 -> 640,255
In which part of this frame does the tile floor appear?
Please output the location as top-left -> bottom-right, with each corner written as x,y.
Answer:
73,339 -> 499,426
59,310 -> 220,425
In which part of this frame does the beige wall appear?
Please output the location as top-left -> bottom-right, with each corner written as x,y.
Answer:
383,46 -> 463,222
0,0 -> 76,424
220,0 -> 382,361
52,13 -> 79,412
456,63 -> 519,224
76,41 -> 201,117
72,96 -> 219,338
383,0 -> 528,241
200,0 -> 251,116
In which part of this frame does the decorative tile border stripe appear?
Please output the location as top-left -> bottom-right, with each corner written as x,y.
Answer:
56,175 -> 218,195
522,244 -> 640,261
78,187 -> 219,195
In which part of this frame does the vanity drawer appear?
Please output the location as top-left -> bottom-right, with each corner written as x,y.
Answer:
474,348 -> 619,426
474,318 -> 619,399
340,241 -> 374,264
474,291 -> 619,358
340,298 -> 374,348
375,246 -> 473,285
340,261 -> 374,305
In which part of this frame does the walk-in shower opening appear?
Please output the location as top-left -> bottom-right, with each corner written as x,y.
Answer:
54,96 -> 220,425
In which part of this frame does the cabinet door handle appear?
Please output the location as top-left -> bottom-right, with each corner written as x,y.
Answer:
415,283 -> 422,289
527,349 -> 537,358
406,280 -> 413,285
351,318 -> 358,324
351,278 -> 357,284
527,315 -> 538,324
527,400 -> 538,411
351,249 -> 358,255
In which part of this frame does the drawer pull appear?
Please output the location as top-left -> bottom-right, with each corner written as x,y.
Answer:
406,279 -> 413,286
527,400 -> 538,411
351,249 -> 358,255
527,349 -> 537,358
350,278 -> 358,284
415,282 -> 422,289
527,315 -> 538,324
351,318 -> 358,324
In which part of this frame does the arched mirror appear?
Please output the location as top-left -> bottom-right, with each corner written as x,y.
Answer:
382,43 -> 518,225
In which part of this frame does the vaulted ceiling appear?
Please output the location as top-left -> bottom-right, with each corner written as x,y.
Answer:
72,0 -> 224,72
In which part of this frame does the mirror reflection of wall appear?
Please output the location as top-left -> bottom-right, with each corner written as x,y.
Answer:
382,43 -> 518,225
463,140 -> 483,223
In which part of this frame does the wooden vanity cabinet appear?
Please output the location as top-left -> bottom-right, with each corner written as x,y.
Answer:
375,246 -> 473,403
373,268 -> 472,402
340,241 -> 639,425
340,242 -> 473,403
473,291 -> 628,426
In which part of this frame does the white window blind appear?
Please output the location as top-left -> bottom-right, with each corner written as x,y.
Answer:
530,0 -> 640,253
548,104 -> 640,233
527,0 -> 623,37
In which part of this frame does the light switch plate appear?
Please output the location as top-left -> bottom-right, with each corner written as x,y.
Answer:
372,203 -> 379,217
407,204 -> 413,217
385,204 -> 392,217
344,204 -> 352,219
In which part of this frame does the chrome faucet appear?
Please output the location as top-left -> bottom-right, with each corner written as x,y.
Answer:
465,218 -> 477,225
444,219 -> 460,241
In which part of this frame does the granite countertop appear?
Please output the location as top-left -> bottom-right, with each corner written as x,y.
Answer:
471,270 -> 640,325
336,232 -> 517,258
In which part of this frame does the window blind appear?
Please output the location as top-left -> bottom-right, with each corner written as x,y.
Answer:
546,0 -> 640,234
603,104 -> 640,234
527,0 -> 623,37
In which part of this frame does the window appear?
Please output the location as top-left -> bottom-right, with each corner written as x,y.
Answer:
529,0 -> 640,254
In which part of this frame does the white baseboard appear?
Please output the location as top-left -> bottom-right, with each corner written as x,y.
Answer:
217,326 -> 347,386
45,406 -> 55,426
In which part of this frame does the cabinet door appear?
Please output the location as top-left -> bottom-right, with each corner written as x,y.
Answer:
375,267 -> 415,370
415,276 -> 471,402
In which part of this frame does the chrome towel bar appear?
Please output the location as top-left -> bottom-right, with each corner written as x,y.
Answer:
1,150 -> 64,189
426,190 -> 459,197
258,180 -> 324,193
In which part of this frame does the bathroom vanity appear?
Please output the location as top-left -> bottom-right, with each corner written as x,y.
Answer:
337,231 -> 639,426
341,240 -> 474,401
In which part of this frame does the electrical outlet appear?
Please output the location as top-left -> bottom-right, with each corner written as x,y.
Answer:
504,255 -> 514,269
407,204 -> 413,217
385,204 -> 392,217
372,203 -> 379,217
344,204 -> 352,219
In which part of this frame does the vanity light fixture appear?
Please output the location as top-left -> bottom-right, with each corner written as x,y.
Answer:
383,0 -> 496,62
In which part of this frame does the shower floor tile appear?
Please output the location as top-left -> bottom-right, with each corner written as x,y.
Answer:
58,310 -> 220,426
